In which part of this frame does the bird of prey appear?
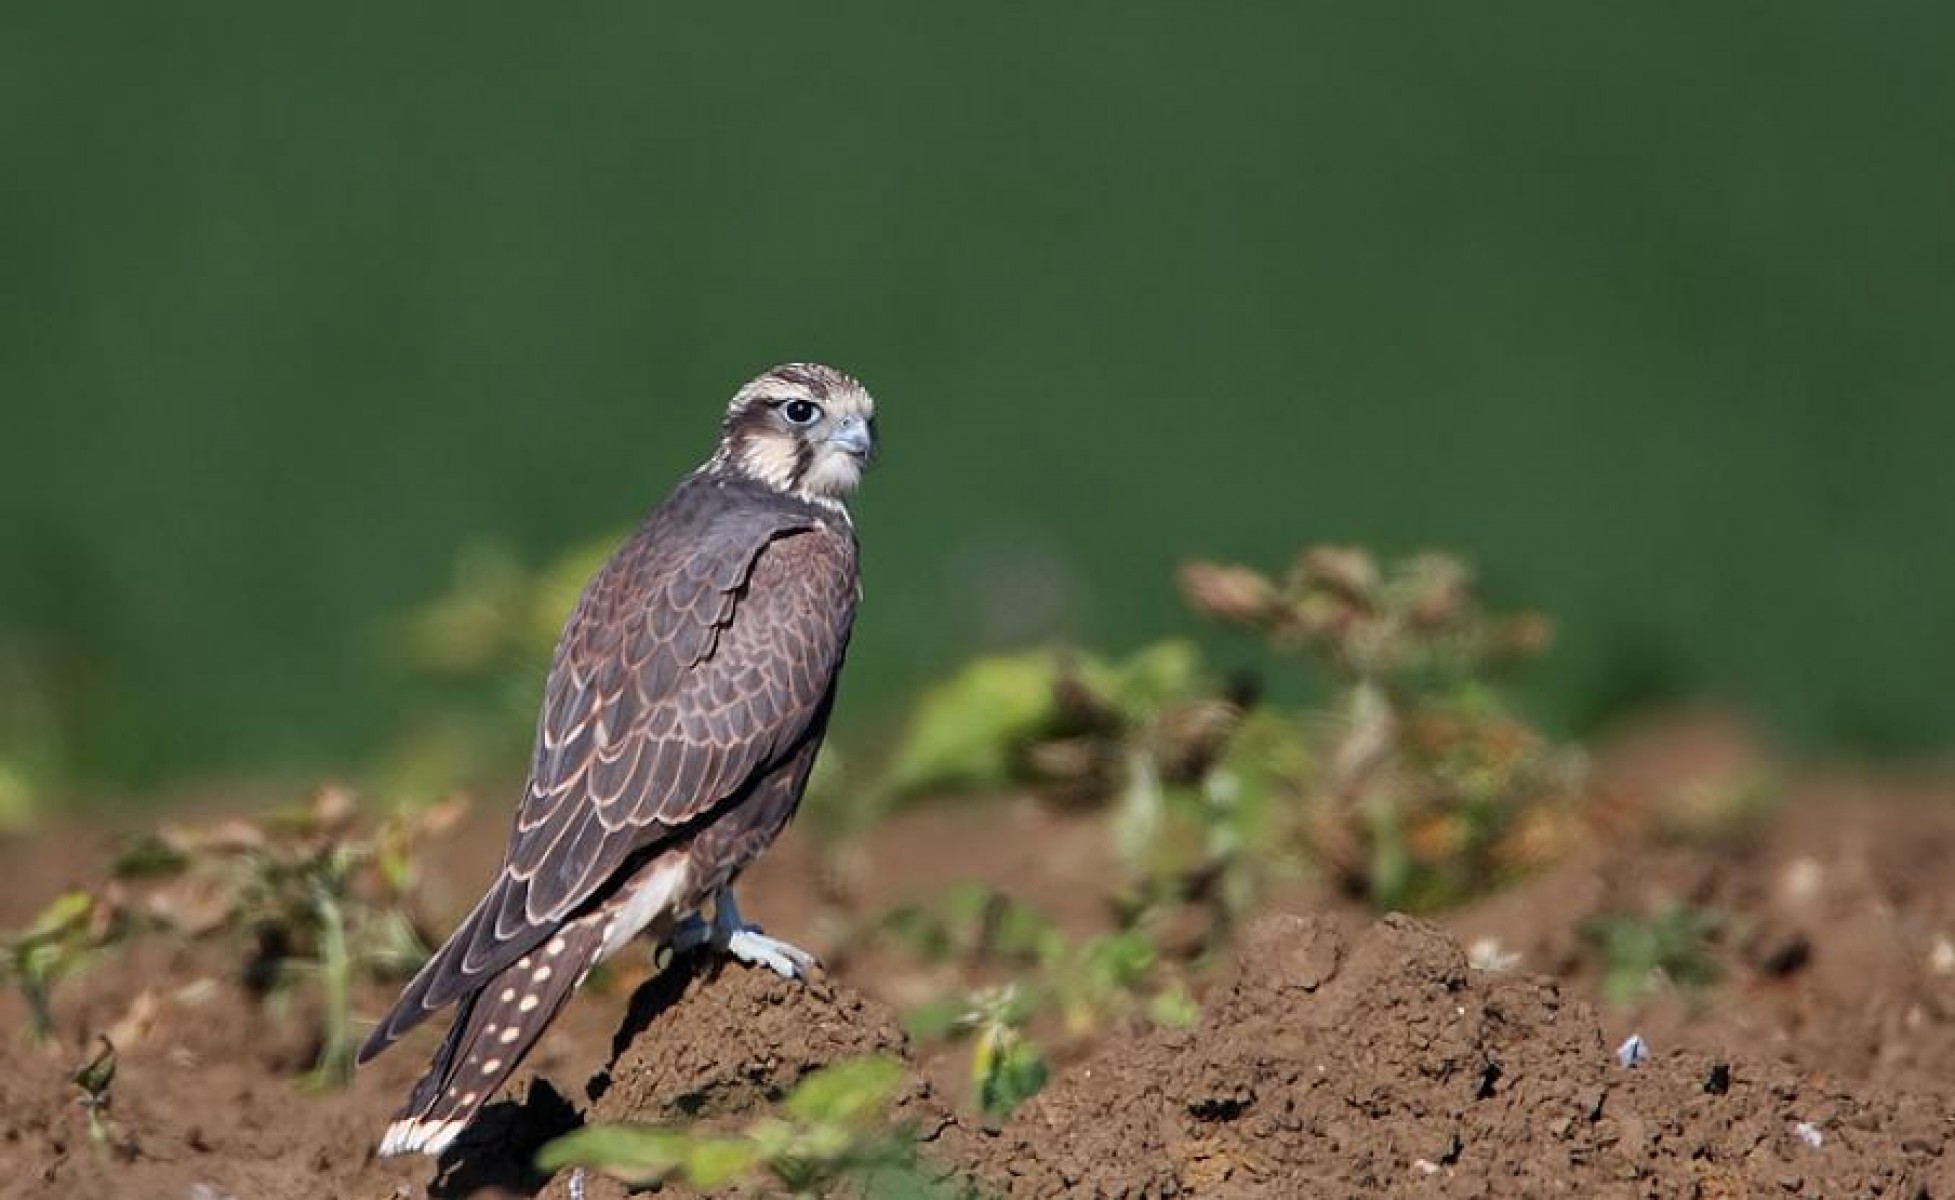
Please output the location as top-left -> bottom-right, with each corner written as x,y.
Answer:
360,363 -> 877,1158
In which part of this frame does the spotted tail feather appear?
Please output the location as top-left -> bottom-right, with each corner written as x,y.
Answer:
376,914 -> 605,1158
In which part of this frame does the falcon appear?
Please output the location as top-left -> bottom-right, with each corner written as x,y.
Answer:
360,363 -> 877,1158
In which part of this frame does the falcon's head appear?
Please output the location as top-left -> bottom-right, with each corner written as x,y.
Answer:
714,363 -> 878,504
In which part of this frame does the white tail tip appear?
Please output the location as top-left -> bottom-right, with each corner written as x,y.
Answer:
378,1115 -> 467,1158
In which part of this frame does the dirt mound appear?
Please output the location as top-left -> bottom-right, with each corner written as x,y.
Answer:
531,954 -> 968,1200
975,913 -> 1950,1198
585,952 -> 955,1135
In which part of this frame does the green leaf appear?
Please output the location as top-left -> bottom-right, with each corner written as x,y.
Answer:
784,1056 -> 905,1128
1081,930 -> 1156,993
684,1135 -> 765,1189
1147,981 -> 1202,1030
20,890 -> 94,945
974,1026 -> 1047,1120
1102,640 -> 1204,718
882,651 -> 1066,796
535,1124 -> 691,1185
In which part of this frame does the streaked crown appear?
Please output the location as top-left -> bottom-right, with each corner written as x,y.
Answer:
710,363 -> 878,504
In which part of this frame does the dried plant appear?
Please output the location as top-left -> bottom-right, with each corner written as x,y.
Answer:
111,785 -> 466,1086
1183,547 -> 1586,911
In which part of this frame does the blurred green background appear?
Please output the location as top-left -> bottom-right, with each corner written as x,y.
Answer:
2,5 -> 1950,792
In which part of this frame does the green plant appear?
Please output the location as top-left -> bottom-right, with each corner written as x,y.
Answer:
1585,905 -> 1721,1007
887,885 -> 1198,1030
538,1055 -> 957,1197
0,888 -> 119,1042
880,641 -> 1230,803
888,888 -> 1196,1118
72,1037 -> 118,1157
1108,703 -> 1313,947
880,649 -> 1081,799
1182,547 -> 1586,911
965,986 -> 1048,1122
881,640 -> 1311,951
881,882 -> 1067,968
112,786 -> 463,1086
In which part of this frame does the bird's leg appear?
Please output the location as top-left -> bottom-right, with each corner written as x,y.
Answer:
669,911 -> 712,956
670,889 -> 819,980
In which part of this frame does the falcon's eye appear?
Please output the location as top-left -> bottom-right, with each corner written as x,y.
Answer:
779,399 -> 823,426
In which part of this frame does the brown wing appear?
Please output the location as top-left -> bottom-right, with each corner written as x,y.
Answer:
360,476 -> 856,1060
502,519 -> 856,924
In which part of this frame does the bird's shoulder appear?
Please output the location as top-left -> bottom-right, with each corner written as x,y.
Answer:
577,471 -> 843,610
635,469 -> 851,564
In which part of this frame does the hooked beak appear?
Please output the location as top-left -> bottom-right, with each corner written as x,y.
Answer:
828,415 -> 873,460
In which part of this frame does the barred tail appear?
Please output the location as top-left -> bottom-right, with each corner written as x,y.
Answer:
377,916 -> 604,1157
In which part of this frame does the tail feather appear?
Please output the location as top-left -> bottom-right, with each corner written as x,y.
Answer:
377,914 -> 604,1157
359,877 -> 545,1065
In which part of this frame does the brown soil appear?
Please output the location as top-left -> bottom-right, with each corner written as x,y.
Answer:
977,913 -> 1947,1197
0,716 -> 1952,1198
541,958 -> 975,1200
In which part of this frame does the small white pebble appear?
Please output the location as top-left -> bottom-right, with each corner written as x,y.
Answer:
1929,934 -> 1955,975
1793,1120 -> 1824,1149
1779,857 -> 1824,904
1616,1033 -> 1651,1069
1468,936 -> 1522,972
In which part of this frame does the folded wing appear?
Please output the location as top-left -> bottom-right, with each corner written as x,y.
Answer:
359,480 -> 856,1062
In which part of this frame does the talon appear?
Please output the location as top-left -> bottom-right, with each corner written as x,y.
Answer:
665,889 -> 818,979
724,928 -> 821,980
